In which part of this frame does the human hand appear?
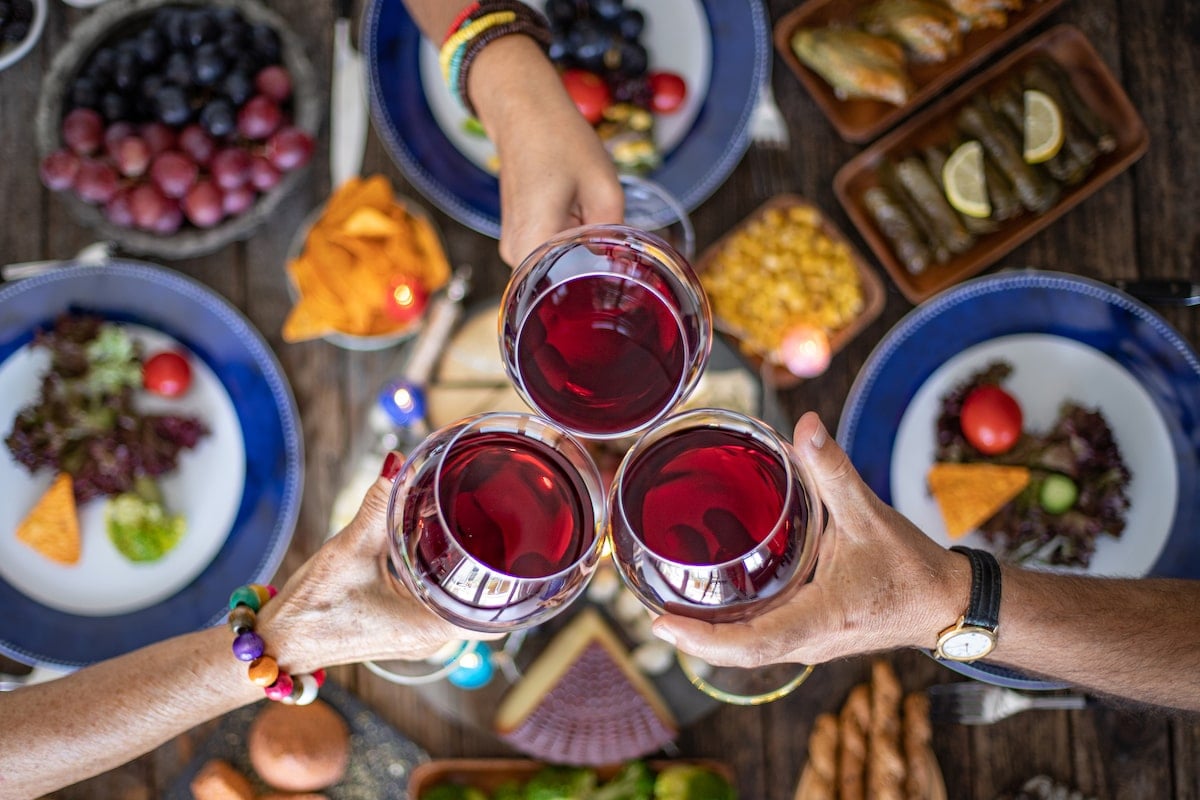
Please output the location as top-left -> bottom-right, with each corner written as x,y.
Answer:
258,453 -> 490,673
650,412 -> 969,669
467,37 -> 625,267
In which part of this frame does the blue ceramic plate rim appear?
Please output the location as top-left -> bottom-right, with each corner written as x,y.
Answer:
362,0 -> 769,238
0,261 -> 303,669
837,269 -> 1200,691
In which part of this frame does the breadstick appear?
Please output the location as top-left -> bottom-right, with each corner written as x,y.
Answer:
903,692 -> 933,799
838,684 -> 870,800
868,660 -> 906,800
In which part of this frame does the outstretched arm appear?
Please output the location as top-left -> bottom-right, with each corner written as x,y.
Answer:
402,1 -> 623,267
0,466 -> 469,798
653,412 -> 1200,711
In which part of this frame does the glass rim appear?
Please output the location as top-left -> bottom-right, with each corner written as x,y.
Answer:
390,411 -> 608,585
612,407 -> 807,571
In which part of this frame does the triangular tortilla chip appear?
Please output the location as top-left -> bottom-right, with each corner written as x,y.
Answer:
927,462 -> 1031,538
17,473 -> 81,565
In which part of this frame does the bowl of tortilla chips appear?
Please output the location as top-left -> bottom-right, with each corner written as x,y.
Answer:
283,175 -> 451,350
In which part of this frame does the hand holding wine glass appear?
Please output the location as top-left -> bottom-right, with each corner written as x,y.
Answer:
649,412 -> 969,671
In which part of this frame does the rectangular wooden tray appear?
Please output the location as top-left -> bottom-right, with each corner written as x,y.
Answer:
694,194 -> 886,389
833,24 -> 1148,304
407,758 -> 736,799
773,0 -> 1071,143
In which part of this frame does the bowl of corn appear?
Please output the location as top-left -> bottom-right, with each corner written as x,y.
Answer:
695,194 -> 885,387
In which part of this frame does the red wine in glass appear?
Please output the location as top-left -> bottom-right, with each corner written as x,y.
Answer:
610,409 -> 824,623
502,224 -> 711,440
389,413 -> 605,633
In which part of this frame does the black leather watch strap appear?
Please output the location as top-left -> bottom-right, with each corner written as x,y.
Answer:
950,546 -> 1001,631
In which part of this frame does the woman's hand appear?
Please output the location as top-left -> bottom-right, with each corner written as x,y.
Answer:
468,36 -> 624,267
258,454 -> 487,673
651,412 -> 970,669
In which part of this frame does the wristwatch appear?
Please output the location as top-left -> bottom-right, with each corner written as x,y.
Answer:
934,546 -> 1001,662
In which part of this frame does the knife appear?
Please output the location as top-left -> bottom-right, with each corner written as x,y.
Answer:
330,0 -> 368,188
1110,278 -> 1200,307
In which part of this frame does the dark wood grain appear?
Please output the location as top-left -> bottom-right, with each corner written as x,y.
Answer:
2,1 -> 1196,798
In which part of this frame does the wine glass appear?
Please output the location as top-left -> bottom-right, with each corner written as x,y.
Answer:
387,412 -> 606,635
608,408 -> 826,704
499,179 -> 711,441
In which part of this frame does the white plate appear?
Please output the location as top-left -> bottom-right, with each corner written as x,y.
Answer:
0,325 -> 245,615
891,333 -> 1176,577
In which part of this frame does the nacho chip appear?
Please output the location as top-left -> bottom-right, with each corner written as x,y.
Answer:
927,462 -> 1031,538
282,176 -> 451,342
17,473 -> 81,565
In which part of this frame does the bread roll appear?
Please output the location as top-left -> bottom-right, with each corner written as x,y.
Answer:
189,759 -> 255,800
248,699 -> 351,792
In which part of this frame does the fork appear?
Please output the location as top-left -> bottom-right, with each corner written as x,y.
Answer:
928,682 -> 1090,725
749,79 -> 789,150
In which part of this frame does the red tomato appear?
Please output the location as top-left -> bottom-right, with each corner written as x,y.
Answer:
143,351 -> 192,398
561,69 -> 611,125
648,71 -> 687,114
960,384 -> 1023,455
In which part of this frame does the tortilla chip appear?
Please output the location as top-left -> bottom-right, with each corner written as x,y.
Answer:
17,473 -> 81,565
341,206 -> 401,238
927,463 -> 1031,538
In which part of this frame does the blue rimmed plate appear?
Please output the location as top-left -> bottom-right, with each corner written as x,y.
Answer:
838,270 -> 1200,690
0,261 -> 303,669
363,0 -> 769,238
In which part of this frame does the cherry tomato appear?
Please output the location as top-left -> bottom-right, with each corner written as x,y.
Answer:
143,351 -> 192,398
648,71 -> 687,114
560,69 -> 611,125
960,384 -> 1023,455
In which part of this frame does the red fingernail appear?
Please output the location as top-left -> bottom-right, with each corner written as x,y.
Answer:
380,451 -> 403,481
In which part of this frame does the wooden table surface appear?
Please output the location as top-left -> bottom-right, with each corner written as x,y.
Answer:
2,0 -> 1197,798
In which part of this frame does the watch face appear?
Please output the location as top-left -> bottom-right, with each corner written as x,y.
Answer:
939,629 -> 995,661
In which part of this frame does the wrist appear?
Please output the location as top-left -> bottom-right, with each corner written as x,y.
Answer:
467,36 -> 568,135
908,546 -> 973,650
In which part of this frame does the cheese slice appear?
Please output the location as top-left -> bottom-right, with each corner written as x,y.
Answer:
17,473 -> 81,565
927,462 -> 1031,538
495,607 -> 677,765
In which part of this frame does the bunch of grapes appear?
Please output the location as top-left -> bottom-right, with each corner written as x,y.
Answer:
39,4 -> 314,235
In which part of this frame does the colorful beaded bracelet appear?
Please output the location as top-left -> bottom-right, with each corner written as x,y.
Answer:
439,0 -> 552,116
228,584 -> 326,705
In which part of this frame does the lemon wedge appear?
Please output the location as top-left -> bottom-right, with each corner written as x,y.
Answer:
942,140 -> 991,219
1023,89 -> 1064,164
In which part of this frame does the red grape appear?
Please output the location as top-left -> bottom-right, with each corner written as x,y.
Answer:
152,200 -> 184,235
150,151 -> 199,199
237,95 -> 282,140
130,183 -> 172,230
183,180 -> 225,228
74,159 -> 119,204
222,184 -> 256,216
112,136 -> 152,178
39,150 -> 81,191
103,122 -> 137,157
62,108 -> 105,156
104,186 -> 136,228
178,124 -> 216,166
210,148 -> 252,190
265,127 -> 313,171
140,122 -> 177,156
248,155 -> 281,192
254,65 -> 292,103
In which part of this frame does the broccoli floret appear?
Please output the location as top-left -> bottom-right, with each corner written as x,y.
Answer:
105,478 -> 185,562
491,781 -> 523,800
421,783 -> 488,800
523,766 -> 597,800
653,766 -> 736,800
83,324 -> 141,396
592,760 -> 654,800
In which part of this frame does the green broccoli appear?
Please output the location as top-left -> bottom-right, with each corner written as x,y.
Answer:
421,783 -> 488,800
491,781 -> 523,800
592,760 -> 654,800
105,478 -> 186,562
653,765 -> 736,800
83,324 -> 142,396
522,766 -> 598,800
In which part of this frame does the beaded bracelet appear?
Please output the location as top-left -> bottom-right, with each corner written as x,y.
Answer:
228,584 -> 326,705
439,0 -> 553,117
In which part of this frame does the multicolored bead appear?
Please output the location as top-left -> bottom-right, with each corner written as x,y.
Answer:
292,673 -> 320,706
228,605 -> 256,635
248,584 -> 273,607
248,656 -> 279,687
228,585 -> 262,612
264,672 -> 294,701
232,631 -> 265,662
311,668 -> 326,687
